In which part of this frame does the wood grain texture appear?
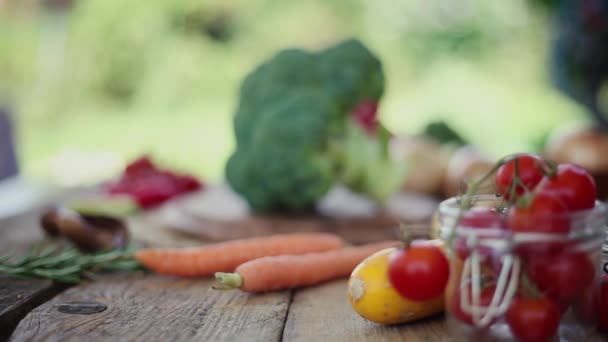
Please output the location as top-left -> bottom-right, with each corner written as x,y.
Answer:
0,277 -> 65,342
10,274 -> 291,342
282,279 -> 451,342
0,213 -> 67,342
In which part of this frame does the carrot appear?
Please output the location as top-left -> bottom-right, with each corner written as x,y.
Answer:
134,233 -> 344,277
214,240 -> 400,293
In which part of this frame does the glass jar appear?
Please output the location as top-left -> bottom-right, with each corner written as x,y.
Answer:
439,195 -> 606,342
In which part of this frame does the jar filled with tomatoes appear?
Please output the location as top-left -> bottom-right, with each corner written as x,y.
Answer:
439,154 -> 607,342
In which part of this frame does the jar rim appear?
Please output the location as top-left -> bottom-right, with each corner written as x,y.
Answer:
438,195 -> 607,239
438,195 -> 606,219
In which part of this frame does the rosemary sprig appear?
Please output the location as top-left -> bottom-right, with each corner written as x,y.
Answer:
0,244 -> 143,284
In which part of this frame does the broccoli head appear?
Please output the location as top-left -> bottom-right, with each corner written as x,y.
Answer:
226,38 -> 405,212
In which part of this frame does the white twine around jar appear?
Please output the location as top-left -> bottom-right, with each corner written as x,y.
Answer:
458,231 -> 520,328
440,196 -> 607,329
456,228 -> 604,329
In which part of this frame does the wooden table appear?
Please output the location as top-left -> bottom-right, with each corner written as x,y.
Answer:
0,190 -> 606,342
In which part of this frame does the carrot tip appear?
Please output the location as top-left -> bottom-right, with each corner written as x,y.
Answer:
213,272 -> 243,290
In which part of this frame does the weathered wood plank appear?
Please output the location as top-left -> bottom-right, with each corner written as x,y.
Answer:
10,274 -> 291,342
283,279 -> 608,342
282,279 -> 451,342
0,277 -> 66,342
0,212 -> 67,342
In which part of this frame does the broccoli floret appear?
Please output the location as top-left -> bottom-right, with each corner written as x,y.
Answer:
226,38 -> 404,212
422,120 -> 467,146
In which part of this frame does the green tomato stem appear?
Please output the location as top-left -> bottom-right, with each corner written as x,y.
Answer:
445,154 -> 521,256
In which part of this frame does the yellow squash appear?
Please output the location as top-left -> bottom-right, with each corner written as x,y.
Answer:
347,247 -> 444,325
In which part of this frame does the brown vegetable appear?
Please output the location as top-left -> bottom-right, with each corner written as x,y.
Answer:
545,124 -> 608,173
389,136 -> 450,195
545,124 -> 608,199
442,146 -> 495,198
40,206 -> 129,253
40,210 -> 62,237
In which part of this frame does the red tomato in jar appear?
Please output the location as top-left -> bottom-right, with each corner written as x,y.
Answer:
536,163 -> 597,211
451,284 -> 497,326
507,191 -> 570,234
496,154 -> 545,200
460,207 -> 505,229
528,252 -> 595,303
388,243 -> 449,301
456,207 -> 505,261
506,296 -> 561,342
573,281 -> 599,326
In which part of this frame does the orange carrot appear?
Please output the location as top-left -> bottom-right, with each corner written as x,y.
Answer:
134,233 -> 344,277
214,240 -> 400,293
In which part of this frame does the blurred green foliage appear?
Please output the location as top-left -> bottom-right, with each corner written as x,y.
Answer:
0,0 -> 591,185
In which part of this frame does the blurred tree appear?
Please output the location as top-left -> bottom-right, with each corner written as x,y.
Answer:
550,0 -> 608,127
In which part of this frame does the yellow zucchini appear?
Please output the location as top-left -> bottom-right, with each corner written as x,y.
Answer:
347,247 -> 444,324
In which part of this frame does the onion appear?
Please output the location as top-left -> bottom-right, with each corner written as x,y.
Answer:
442,146 -> 495,198
389,136 -> 448,195
545,124 -> 608,174
545,123 -> 608,199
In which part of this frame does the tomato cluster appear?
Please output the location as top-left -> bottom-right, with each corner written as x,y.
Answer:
106,156 -> 203,209
448,153 -> 602,341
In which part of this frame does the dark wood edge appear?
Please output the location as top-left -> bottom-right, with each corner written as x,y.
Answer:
0,282 -> 68,342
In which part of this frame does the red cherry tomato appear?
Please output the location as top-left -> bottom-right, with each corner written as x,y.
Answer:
599,275 -> 608,333
496,154 -> 545,200
388,243 -> 449,301
506,297 -> 561,342
507,191 -> 570,234
460,207 -> 504,229
572,281 -> 599,325
451,284 -> 497,325
537,163 -> 596,211
455,208 -> 506,264
528,252 -> 595,303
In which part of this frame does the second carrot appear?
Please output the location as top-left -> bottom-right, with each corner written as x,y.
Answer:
214,240 -> 400,293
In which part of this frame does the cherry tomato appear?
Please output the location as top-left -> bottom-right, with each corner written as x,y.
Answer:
506,296 -> 561,342
454,207 -> 505,266
599,275 -> 608,333
507,191 -> 570,234
456,207 -> 505,261
572,281 -> 599,326
388,243 -> 449,301
528,252 -> 595,303
496,154 -> 545,200
460,207 -> 504,229
537,163 -> 596,211
451,284 -> 497,325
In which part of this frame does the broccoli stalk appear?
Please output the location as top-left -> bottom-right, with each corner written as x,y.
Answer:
338,120 -> 408,202
225,39 -> 406,212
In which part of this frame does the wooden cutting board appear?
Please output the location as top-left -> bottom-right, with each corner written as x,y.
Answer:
138,185 -> 441,245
